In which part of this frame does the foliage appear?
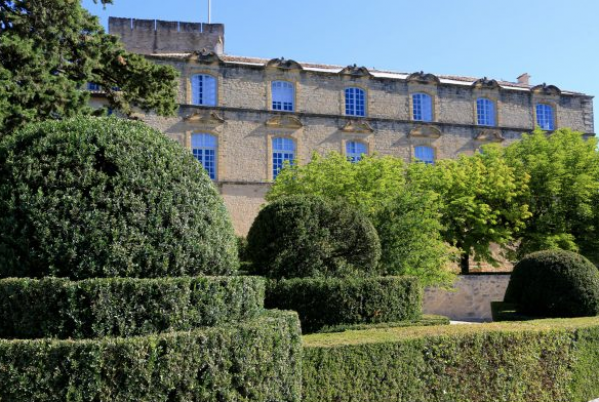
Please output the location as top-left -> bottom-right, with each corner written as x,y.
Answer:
0,276 -> 265,339
408,145 -> 531,273
267,152 -> 406,222
376,189 -> 456,286
504,250 -> 599,318
302,317 -> 599,402
0,0 -> 178,136
0,117 -> 239,279
268,153 -> 453,286
0,311 -> 302,402
265,277 -> 422,333
246,195 -> 381,279
316,314 -> 450,334
503,128 -> 599,263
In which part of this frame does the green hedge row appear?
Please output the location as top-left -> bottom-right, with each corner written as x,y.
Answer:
0,276 -> 264,339
0,311 -> 301,402
302,317 -> 599,402
265,277 -> 422,333
317,314 -> 450,334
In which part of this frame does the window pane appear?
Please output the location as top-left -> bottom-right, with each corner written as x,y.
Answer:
272,137 -> 295,179
346,141 -> 367,163
191,133 -> 217,179
345,87 -> 366,117
192,75 -> 217,106
272,81 -> 295,111
477,98 -> 495,126
536,104 -> 555,130
413,93 -> 432,122
415,146 -> 435,165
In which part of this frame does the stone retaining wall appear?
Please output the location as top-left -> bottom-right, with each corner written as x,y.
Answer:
423,274 -> 510,321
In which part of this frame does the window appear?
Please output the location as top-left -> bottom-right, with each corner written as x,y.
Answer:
345,87 -> 366,117
536,103 -> 555,130
412,93 -> 433,122
476,98 -> 496,126
191,74 -> 217,106
414,146 -> 435,165
272,81 -> 295,111
87,82 -> 101,91
346,141 -> 368,162
191,133 -> 217,180
272,137 -> 295,179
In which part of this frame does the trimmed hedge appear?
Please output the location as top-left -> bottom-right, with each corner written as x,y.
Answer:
302,317 -> 599,402
505,250 -> 599,317
265,277 -> 422,333
0,117 -> 238,279
0,310 -> 301,402
246,195 -> 381,279
317,315 -> 450,334
0,276 -> 265,339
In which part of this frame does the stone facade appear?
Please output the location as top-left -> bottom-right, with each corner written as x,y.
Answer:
108,17 -> 595,235
423,274 -> 510,321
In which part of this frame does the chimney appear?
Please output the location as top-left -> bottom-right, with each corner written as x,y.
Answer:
517,73 -> 531,86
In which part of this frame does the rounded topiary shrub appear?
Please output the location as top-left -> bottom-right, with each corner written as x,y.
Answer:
246,195 -> 381,279
504,250 -> 599,318
0,117 -> 238,278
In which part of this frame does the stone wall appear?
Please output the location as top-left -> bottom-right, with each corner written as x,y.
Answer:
423,274 -> 511,321
108,17 -> 224,55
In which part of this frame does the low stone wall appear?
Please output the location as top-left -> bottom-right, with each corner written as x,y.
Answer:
423,274 -> 510,321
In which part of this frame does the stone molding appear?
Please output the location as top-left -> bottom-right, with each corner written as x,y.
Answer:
341,120 -> 374,134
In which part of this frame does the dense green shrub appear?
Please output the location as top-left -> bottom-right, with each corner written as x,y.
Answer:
302,317 -> 599,402
504,250 -> 599,317
265,277 -> 421,333
0,311 -> 302,402
246,195 -> 381,279
0,276 -> 265,339
0,117 -> 238,279
317,314 -> 449,334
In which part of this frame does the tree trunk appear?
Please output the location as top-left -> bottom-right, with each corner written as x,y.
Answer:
460,253 -> 470,275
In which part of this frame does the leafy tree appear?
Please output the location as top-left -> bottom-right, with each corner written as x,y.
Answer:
408,146 -> 531,274
268,152 -> 455,286
267,152 -> 406,224
0,0 -> 178,136
503,128 -> 599,263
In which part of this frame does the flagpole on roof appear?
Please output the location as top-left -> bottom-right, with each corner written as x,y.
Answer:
208,0 -> 211,23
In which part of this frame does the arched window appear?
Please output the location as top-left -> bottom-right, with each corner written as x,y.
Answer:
536,103 -> 555,130
271,81 -> 295,111
191,74 -> 217,106
345,87 -> 366,117
191,133 -> 217,180
476,98 -> 496,126
414,145 -> 435,165
412,93 -> 433,122
346,141 -> 368,162
272,137 -> 295,179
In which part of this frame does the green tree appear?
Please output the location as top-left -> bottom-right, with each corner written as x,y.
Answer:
268,152 -> 455,286
503,128 -> 599,263
0,0 -> 178,136
409,146 -> 531,274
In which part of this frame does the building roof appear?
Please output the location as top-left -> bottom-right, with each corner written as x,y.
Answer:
146,53 -> 589,97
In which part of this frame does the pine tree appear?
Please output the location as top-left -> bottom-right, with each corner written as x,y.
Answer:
0,0 -> 178,136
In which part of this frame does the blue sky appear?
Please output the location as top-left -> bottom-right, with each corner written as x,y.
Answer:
83,0 -> 598,132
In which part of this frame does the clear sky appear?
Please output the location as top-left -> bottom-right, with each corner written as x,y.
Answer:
83,0 -> 598,132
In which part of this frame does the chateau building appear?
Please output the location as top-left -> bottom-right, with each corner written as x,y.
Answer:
103,17 -> 595,235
